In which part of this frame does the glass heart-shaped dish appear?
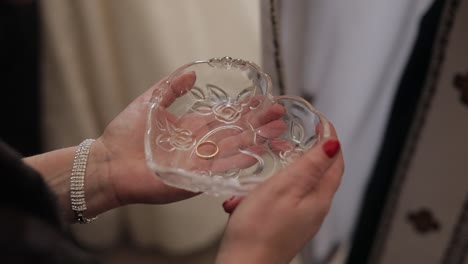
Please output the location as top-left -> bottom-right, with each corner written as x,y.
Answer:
145,57 -> 329,196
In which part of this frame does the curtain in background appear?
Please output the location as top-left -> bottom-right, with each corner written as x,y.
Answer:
40,0 -> 260,254
263,0 -> 434,262
350,0 -> 468,262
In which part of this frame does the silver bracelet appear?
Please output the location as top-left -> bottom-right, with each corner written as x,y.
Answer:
70,139 -> 98,224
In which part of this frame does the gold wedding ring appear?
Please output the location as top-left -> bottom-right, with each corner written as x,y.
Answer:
196,141 -> 219,160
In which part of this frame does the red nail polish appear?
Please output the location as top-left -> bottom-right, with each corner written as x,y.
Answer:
323,140 -> 340,158
222,196 -> 234,207
222,196 -> 244,214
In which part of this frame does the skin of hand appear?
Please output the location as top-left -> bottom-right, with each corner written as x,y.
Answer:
98,72 -> 286,206
25,72 -> 288,222
215,123 -> 344,264
23,75 -> 199,222
92,73 -> 200,208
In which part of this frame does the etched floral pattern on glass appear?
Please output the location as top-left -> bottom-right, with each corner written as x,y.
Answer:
155,118 -> 196,152
190,84 -> 256,124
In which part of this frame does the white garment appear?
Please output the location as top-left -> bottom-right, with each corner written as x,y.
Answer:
278,0 -> 434,261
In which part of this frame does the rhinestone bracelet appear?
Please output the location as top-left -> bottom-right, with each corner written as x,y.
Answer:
70,139 -> 97,224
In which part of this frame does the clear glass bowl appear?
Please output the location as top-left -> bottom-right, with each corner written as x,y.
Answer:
145,57 -> 329,196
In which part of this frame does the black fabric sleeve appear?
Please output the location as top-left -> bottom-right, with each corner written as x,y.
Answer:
0,141 -> 99,263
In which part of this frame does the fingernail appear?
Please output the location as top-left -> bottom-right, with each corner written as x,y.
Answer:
222,196 -> 235,205
321,120 -> 332,138
222,196 -> 244,214
323,139 -> 340,158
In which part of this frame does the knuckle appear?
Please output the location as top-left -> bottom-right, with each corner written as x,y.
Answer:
302,153 -> 328,176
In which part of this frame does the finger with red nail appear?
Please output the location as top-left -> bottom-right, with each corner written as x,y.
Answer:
216,121 -> 344,264
222,196 -> 244,214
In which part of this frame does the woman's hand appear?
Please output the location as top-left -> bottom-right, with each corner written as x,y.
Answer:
25,72 -> 287,223
24,75 -> 201,222
95,72 -> 286,207
94,73 -> 199,207
216,123 -> 344,264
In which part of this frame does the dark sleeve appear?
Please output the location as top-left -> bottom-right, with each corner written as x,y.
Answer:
0,141 -> 99,264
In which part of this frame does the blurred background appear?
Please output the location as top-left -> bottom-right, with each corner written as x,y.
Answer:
1,0 -> 467,263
